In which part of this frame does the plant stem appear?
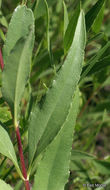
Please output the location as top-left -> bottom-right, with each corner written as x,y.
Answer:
16,126 -> 30,190
0,48 -> 4,71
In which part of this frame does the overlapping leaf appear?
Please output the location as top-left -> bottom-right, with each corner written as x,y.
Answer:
2,5 -> 34,126
64,3 -> 80,53
82,55 -> 110,76
85,0 -> 105,32
28,10 -> 86,166
33,89 -> 79,190
81,42 -> 110,80
63,1 -> 69,36
92,1 -> 105,33
3,5 -> 34,58
0,125 -> 22,179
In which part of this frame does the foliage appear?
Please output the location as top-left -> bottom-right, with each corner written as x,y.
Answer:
0,0 -> 110,189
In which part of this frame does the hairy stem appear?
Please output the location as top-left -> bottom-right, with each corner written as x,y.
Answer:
16,126 -> 30,190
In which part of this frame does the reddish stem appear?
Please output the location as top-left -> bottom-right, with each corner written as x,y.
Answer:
16,126 -> 30,190
0,48 -> 4,71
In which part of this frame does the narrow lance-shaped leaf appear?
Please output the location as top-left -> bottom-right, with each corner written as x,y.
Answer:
63,1 -> 69,36
0,10 -> 8,28
28,10 -> 86,166
33,88 -> 80,190
0,125 -> 23,179
82,55 -> 110,76
44,0 -> 53,65
2,6 -> 34,126
0,0 -> 2,8
92,1 -> 105,33
87,32 -> 105,45
71,150 -> 96,160
81,41 -> 110,80
44,0 -> 50,52
85,0 -> 105,32
0,179 -> 13,190
63,3 -> 80,53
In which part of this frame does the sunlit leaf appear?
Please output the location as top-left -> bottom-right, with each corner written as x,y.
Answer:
0,179 -> 13,190
0,125 -> 22,179
28,10 -> 86,167
2,5 -> 34,126
33,89 -> 79,190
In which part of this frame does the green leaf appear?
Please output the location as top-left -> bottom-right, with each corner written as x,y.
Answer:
93,160 -> 110,175
0,28 -> 5,42
94,100 -> 110,112
34,0 -> 47,19
47,0 -> 56,6
70,160 -> 91,181
0,11 -> 8,28
0,0 -> 2,8
92,2 -> 105,33
81,42 -> 110,80
28,10 -> 86,166
87,32 -> 105,45
3,5 -> 34,58
0,125 -> 23,179
82,55 -> 110,76
64,3 -> 80,53
71,150 -> 96,160
85,0 -> 105,32
2,5 -> 34,126
34,0 -> 53,65
45,0 -> 50,52
32,49 -> 63,82
44,0 -> 53,65
33,89 -> 79,190
0,106 -> 11,123
63,1 -> 69,36
33,0 -> 56,18
0,179 -> 13,190
14,180 -> 23,190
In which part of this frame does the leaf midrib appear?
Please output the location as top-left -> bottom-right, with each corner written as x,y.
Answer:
14,33 -> 31,125
33,48 -> 81,159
